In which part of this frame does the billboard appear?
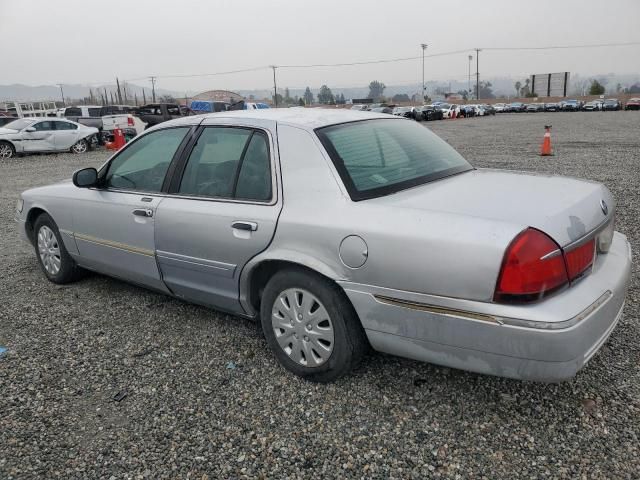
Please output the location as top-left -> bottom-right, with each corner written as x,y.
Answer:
529,72 -> 570,97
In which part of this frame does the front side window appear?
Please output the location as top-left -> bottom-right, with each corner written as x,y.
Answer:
178,127 -> 271,201
317,119 -> 472,201
105,127 -> 189,192
88,108 -> 102,117
64,107 -> 82,116
167,105 -> 181,115
33,121 -> 55,131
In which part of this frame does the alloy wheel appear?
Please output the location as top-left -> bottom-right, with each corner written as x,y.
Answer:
71,140 -> 87,154
271,288 -> 334,367
0,143 -> 13,159
37,226 -> 61,275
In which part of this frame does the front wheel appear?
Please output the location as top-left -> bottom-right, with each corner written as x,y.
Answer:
0,141 -> 15,159
260,268 -> 368,382
34,213 -> 84,284
70,138 -> 88,154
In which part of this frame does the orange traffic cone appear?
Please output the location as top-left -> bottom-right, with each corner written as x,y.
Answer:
540,125 -> 553,156
113,127 -> 126,150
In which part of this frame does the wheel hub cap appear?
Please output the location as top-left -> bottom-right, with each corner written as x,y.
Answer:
271,288 -> 334,367
37,226 -> 61,275
0,144 -> 11,158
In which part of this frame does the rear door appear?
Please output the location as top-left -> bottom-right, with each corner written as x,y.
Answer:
52,120 -> 80,150
154,120 -> 281,313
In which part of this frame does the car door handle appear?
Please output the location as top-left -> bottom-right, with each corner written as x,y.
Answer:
231,221 -> 258,231
132,208 -> 153,218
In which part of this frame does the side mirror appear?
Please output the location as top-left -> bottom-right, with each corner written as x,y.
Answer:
73,167 -> 98,188
25,127 -> 36,132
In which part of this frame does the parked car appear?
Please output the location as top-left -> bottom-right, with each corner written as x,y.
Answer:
16,109 -> 630,383
508,102 -> 526,112
418,105 -> 444,121
481,104 -> 496,115
583,101 -> 603,111
602,99 -> 621,111
526,103 -> 545,112
625,98 -> 640,110
544,102 -> 561,112
350,104 -> 369,111
137,103 -> 188,129
439,104 -> 459,118
369,106 -> 393,114
0,118 -> 98,159
562,100 -> 582,111
0,113 -> 19,127
61,105 -> 147,142
392,106 -> 417,120
244,102 -> 270,110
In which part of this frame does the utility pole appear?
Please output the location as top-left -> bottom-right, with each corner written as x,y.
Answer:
475,48 -> 481,100
58,84 -> 66,106
116,77 -> 123,104
150,76 -> 157,103
468,55 -> 473,95
421,44 -> 428,103
142,88 -> 146,104
270,66 -> 278,107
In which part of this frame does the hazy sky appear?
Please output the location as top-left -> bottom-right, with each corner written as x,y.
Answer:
1,0 -> 639,92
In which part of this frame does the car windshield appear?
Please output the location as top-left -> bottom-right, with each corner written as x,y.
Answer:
394,107 -> 410,112
317,119 -> 473,201
604,99 -> 617,104
2,119 -> 35,130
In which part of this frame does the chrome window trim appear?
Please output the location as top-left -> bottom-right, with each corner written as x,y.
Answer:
170,125 -> 278,205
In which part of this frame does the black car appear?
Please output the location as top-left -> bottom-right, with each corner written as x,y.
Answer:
416,105 -> 444,121
392,106 -> 417,120
508,102 -> 526,112
562,100 -> 581,111
481,104 -> 496,115
544,103 -> 561,112
602,99 -> 621,111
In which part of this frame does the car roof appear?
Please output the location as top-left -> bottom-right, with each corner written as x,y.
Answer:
158,108 -> 395,130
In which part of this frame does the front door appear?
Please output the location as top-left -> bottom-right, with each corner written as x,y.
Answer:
52,120 -> 81,150
23,120 -> 56,152
154,125 -> 281,313
72,126 -> 191,291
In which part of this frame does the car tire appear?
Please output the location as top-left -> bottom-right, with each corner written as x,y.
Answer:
260,268 -> 368,382
33,213 -> 84,284
70,138 -> 88,154
0,141 -> 15,159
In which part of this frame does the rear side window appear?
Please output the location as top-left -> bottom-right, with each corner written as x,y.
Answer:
88,108 -> 102,117
54,121 -> 77,130
317,119 -> 472,201
178,127 -> 271,201
64,107 -> 82,116
105,127 -> 189,192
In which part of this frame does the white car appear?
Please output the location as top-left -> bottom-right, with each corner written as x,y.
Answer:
0,118 -> 98,159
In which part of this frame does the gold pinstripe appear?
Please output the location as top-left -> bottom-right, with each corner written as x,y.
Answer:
73,232 -> 155,257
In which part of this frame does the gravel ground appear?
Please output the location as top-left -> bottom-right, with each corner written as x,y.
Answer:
0,112 -> 638,479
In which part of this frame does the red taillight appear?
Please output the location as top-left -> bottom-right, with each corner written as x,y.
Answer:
495,228 -> 568,302
495,229 -> 596,303
127,116 -> 134,126
564,239 -> 595,280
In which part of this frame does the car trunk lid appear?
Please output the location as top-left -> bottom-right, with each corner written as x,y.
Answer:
370,168 -> 613,247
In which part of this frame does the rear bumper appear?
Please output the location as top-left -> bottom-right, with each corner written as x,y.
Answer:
340,232 -> 632,382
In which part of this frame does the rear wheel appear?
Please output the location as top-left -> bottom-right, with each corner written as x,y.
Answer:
71,138 -> 88,154
34,213 -> 84,284
260,268 -> 367,382
0,141 -> 15,159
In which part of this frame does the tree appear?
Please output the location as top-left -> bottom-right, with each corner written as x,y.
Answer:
317,85 -> 335,104
392,93 -> 410,103
477,81 -> 495,99
159,94 -> 176,103
303,87 -> 314,105
284,88 -> 292,104
616,83 -> 623,93
273,93 -> 283,105
515,81 -> 522,97
589,80 -> 605,95
456,90 -> 468,101
367,80 -> 386,100
298,97 -> 305,106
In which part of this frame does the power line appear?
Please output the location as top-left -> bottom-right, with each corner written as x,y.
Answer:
483,41 -> 640,51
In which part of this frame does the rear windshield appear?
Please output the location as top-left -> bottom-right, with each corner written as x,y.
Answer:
317,119 -> 472,201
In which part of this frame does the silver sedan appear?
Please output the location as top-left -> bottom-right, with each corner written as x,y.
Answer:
15,109 -> 631,382
0,118 -> 98,159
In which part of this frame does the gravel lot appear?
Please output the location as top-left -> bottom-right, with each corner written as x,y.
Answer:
1,112 -> 638,479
